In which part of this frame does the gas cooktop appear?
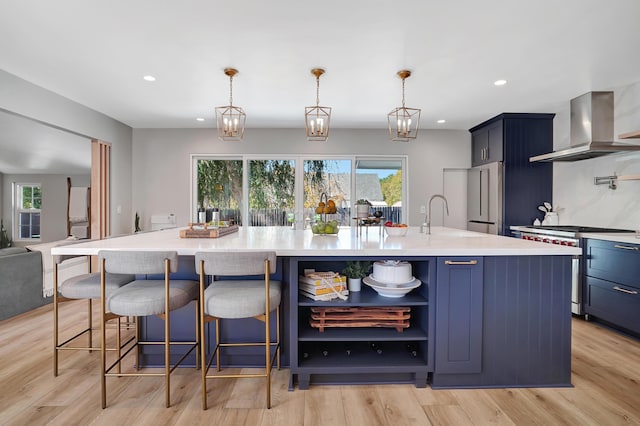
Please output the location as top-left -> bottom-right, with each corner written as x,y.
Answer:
527,225 -> 634,233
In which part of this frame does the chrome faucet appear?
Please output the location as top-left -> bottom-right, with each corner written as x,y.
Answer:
420,194 -> 450,234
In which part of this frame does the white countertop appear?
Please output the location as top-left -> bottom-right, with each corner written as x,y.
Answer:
51,226 -> 580,257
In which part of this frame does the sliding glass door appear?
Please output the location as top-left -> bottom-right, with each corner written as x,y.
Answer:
192,155 -> 406,227
247,159 -> 295,226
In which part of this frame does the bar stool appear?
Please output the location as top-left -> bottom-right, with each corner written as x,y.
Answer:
195,251 -> 281,409
99,250 -> 199,408
53,250 -> 134,376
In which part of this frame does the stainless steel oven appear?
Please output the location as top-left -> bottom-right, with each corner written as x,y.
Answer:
512,225 -> 634,316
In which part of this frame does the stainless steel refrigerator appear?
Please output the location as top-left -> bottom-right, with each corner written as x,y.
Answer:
467,162 -> 502,234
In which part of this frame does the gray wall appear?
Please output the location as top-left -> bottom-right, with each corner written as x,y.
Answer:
0,70 -> 134,236
132,127 -> 471,229
2,174 -> 89,245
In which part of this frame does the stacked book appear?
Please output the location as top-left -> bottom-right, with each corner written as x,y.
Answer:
299,272 -> 348,301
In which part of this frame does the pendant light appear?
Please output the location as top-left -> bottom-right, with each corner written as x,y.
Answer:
216,68 -> 246,141
387,70 -> 421,142
305,68 -> 332,141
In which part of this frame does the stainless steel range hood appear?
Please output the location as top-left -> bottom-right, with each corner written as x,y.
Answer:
530,91 -> 640,162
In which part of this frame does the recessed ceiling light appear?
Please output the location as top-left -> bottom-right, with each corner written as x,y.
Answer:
143,75 -> 156,82
437,119 -> 446,124
494,79 -> 507,86
196,117 -> 205,122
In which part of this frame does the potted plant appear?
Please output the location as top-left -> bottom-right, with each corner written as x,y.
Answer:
355,199 -> 371,219
342,260 -> 372,292
134,212 -> 142,233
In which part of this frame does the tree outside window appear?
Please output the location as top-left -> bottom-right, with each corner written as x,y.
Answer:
248,160 -> 295,226
197,159 -> 243,224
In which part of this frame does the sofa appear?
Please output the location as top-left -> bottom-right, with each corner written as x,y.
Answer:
0,247 -> 50,321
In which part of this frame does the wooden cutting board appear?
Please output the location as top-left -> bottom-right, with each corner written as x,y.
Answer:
309,306 -> 410,332
179,224 -> 239,238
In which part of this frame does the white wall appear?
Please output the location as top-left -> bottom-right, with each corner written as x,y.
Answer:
132,128 -> 471,230
0,70 -> 134,235
552,80 -> 640,230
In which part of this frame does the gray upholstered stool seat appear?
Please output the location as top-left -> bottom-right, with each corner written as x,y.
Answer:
53,242 -> 136,377
109,279 -> 198,316
60,272 -> 134,299
99,250 -> 199,409
203,280 -> 281,319
195,251 -> 281,409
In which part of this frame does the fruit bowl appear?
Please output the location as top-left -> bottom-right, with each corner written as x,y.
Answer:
384,225 -> 408,236
311,219 -> 340,235
311,192 -> 340,235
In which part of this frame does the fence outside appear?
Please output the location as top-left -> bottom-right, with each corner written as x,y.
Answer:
202,207 -> 402,227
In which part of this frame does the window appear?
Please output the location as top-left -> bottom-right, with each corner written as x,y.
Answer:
303,159 -> 351,225
355,158 -> 404,223
193,155 -> 407,227
196,158 -> 243,225
15,183 -> 41,240
248,159 -> 296,226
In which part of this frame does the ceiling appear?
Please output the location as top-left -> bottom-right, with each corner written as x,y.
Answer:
1,1 -> 640,173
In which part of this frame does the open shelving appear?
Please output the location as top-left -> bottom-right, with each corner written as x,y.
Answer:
288,256 -> 435,390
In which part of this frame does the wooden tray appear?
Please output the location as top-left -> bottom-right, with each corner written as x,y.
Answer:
309,306 -> 410,333
179,224 -> 239,238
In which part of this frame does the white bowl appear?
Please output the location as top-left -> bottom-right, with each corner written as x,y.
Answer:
384,226 -> 408,236
363,276 -> 421,298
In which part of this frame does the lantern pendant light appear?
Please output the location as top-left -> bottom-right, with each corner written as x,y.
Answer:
305,68 -> 332,141
387,70 -> 421,142
216,68 -> 246,141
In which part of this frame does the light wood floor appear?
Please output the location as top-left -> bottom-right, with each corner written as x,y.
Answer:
1,300 -> 639,426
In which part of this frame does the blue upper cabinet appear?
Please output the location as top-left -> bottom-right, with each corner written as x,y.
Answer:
470,113 -> 555,233
471,120 -> 503,166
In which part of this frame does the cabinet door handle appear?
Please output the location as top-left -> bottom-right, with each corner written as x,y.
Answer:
613,286 -> 638,295
614,244 -> 639,251
444,260 -> 478,265
478,170 -> 483,216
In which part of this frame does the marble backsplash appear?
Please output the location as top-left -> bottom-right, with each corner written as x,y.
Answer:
551,81 -> 640,231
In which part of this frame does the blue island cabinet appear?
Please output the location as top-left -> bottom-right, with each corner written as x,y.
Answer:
432,255 -> 573,389
435,257 -> 484,374
133,253 -> 573,390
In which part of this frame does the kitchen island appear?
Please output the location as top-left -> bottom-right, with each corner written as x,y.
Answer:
52,226 -> 580,390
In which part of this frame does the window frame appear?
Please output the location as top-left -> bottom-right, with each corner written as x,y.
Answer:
190,154 -> 408,228
13,182 -> 42,241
